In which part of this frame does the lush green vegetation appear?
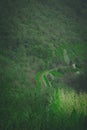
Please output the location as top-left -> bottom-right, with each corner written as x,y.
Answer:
50,70 -> 63,77
0,0 -> 87,130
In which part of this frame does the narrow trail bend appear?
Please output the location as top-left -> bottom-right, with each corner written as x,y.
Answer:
38,66 -> 67,88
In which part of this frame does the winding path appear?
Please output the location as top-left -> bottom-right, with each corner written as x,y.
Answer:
36,66 -> 67,88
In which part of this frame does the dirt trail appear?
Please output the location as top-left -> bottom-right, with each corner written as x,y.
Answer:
39,66 -> 67,88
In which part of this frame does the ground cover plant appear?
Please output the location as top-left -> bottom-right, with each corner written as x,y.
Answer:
0,0 -> 87,130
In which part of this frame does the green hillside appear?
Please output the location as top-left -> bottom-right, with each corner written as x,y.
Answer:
0,0 -> 87,130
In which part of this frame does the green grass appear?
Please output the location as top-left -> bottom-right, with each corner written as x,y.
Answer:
35,71 -> 42,88
50,70 -> 63,77
55,43 -> 87,65
43,75 -> 50,87
0,0 -> 87,129
50,88 -> 87,115
47,87 -> 87,130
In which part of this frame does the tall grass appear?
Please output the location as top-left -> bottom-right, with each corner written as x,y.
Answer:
45,87 -> 87,130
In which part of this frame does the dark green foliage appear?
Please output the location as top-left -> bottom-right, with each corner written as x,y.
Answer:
0,0 -> 87,129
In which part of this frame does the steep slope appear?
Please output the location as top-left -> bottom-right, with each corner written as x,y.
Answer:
0,0 -> 87,130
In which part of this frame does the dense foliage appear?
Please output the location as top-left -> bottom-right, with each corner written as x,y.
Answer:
0,0 -> 87,130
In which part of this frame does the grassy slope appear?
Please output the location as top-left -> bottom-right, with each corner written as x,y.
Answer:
0,0 -> 87,130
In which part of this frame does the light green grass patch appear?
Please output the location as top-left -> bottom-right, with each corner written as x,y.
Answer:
35,71 -> 42,88
50,70 -> 63,77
